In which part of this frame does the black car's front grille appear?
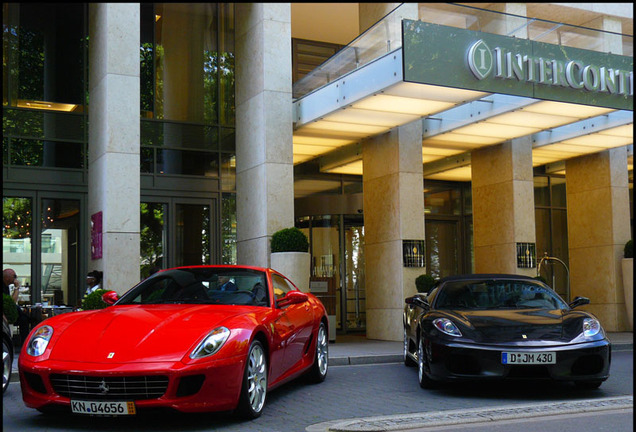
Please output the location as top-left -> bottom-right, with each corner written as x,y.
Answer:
507,365 -> 551,379
50,374 -> 169,401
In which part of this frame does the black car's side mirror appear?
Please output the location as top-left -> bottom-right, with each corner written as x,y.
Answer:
568,296 -> 590,309
405,295 -> 429,309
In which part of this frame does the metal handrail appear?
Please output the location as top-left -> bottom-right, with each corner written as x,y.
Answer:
537,252 -> 570,302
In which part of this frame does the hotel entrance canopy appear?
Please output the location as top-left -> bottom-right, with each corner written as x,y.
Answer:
292,4 -> 633,181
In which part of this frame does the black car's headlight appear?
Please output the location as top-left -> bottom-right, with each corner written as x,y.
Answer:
433,318 -> 462,337
190,327 -> 231,359
26,325 -> 54,357
582,318 -> 601,337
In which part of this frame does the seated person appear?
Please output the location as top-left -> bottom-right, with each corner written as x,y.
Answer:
217,275 -> 237,291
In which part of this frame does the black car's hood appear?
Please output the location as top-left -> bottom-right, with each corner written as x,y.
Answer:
443,308 -> 589,344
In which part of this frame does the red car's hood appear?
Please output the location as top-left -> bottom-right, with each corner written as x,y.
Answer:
48,305 -> 253,363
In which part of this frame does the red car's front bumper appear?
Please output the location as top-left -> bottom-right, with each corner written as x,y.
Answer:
19,354 -> 246,414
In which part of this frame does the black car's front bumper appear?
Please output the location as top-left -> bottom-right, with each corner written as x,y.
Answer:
424,338 -> 611,383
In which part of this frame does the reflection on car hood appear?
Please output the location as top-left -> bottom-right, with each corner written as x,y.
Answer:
47,305 -> 253,363
448,308 -> 570,343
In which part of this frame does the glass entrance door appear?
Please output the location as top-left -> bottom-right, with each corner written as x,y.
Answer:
40,198 -> 80,307
140,198 -> 217,278
425,219 -> 460,279
3,193 -> 82,307
343,215 -> 365,331
301,214 -> 366,334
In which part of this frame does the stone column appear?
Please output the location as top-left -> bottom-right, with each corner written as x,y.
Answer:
88,4 -> 140,293
565,148 -> 631,331
235,3 -> 294,267
471,137 -> 536,276
363,120 -> 425,341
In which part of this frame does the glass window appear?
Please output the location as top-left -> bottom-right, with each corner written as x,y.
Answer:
271,273 -> 294,301
140,202 -> 166,279
139,4 -> 234,181
221,193 -> 236,264
8,138 -> 84,169
151,3 -> 218,124
424,184 -> 461,215
220,154 -> 236,191
3,3 -> 86,111
219,3 -> 235,127
551,177 -> 567,208
156,149 -> 219,177
2,197 -> 33,304
175,204 -> 210,266
534,176 -> 550,206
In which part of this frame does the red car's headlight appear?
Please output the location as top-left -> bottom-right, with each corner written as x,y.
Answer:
190,327 -> 231,359
26,325 -> 54,357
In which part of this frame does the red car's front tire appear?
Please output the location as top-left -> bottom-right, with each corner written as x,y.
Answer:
236,340 -> 267,419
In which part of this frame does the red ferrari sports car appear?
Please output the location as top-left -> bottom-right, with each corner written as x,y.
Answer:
19,265 -> 329,418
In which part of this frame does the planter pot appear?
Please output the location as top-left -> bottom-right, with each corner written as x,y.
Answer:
271,252 -> 311,293
622,258 -> 633,330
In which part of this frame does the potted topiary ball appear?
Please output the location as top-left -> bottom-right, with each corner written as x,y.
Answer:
81,289 -> 110,310
622,239 -> 633,330
415,274 -> 437,294
270,227 -> 311,293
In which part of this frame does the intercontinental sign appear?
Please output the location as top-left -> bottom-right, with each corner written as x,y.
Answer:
403,20 -> 634,111
467,39 -> 633,97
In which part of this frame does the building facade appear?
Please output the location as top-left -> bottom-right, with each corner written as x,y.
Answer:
2,3 -> 633,340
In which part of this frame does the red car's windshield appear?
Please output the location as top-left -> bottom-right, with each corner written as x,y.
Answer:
117,268 -> 269,307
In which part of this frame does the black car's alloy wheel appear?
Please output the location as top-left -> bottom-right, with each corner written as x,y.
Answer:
403,328 -> 416,367
417,339 -> 436,389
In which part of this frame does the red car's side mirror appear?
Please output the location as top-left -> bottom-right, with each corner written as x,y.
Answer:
277,290 -> 308,308
102,290 -> 119,306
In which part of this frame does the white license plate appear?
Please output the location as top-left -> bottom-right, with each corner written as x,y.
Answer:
501,352 -> 556,365
71,400 -> 136,416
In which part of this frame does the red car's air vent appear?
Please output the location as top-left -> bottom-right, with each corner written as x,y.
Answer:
50,374 -> 169,401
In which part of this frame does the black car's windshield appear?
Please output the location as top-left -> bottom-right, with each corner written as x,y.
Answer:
434,279 -> 568,310
117,268 -> 269,307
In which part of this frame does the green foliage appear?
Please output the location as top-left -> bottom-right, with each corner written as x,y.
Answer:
271,227 -> 309,253
81,289 -> 109,310
140,203 -> 165,279
415,274 -> 436,293
3,294 -> 19,324
625,239 -> 633,259
3,197 -> 32,240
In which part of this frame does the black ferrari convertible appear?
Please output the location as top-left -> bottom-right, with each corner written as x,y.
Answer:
403,274 -> 610,389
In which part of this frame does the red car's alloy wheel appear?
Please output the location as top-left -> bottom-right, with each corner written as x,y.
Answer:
238,340 -> 267,418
